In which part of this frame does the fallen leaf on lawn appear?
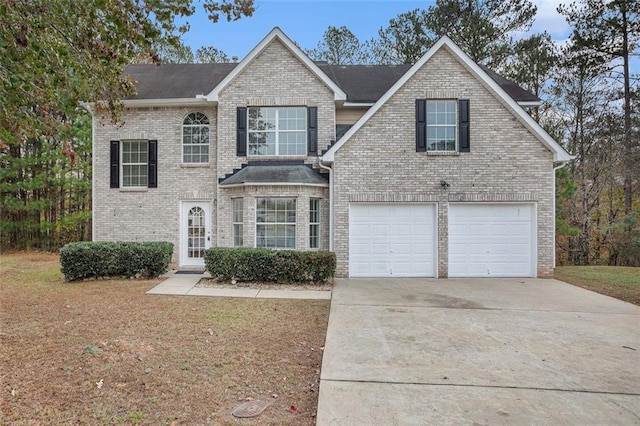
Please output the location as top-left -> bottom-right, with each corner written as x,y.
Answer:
96,379 -> 103,389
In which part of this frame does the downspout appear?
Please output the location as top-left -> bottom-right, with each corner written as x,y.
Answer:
318,160 -> 333,252
552,161 -> 569,268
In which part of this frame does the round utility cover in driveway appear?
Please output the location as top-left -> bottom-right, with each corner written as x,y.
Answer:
349,203 -> 436,277
448,203 -> 536,277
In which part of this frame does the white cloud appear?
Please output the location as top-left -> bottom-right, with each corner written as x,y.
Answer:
530,0 -> 572,39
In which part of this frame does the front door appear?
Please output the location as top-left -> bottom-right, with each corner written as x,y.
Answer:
180,201 -> 211,267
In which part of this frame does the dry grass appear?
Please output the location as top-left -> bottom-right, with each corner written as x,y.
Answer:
0,252 -> 330,425
555,265 -> 640,306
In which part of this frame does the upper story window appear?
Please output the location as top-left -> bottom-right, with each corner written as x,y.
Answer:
427,100 -> 456,152
122,140 -> 148,187
183,112 -> 209,163
110,139 -> 157,189
416,99 -> 470,154
248,107 -> 307,156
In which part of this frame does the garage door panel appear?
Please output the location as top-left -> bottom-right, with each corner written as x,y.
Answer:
449,204 -> 535,278
350,204 -> 436,278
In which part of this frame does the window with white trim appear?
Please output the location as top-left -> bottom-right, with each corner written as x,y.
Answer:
256,198 -> 296,249
426,100 -> 457,152
183,112 -> 209,163
232,198 -> 243,247
248,107 -> 306,156
121,140 -> 148,187
309,199 -> 320,249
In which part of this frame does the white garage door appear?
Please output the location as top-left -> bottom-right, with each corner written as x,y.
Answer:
349,204 -> 436,277
449,204 -> 536,277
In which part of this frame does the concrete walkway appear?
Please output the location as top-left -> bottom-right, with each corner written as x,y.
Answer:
146,271 -> 331,300
317,278 -> 640,425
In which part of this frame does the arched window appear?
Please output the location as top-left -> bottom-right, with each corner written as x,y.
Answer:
183,112 -> 209,163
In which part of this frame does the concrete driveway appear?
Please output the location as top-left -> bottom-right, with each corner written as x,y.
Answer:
317,278 -> 640,425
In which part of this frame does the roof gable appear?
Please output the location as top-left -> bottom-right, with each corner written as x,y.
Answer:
203,27 -> 346,102
322,36 -> 573,162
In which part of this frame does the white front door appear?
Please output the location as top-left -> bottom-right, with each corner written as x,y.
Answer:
180,201 -> 211,267
349,203 -> 437,277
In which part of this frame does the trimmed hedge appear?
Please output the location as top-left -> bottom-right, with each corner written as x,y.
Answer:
204,248 -> 336,283
60,241 -> 173,281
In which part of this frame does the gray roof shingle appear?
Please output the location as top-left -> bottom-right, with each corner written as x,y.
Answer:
219,161 -> 328,186
124,62 -> 538,103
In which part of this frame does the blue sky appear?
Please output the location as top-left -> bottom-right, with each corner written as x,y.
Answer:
180,0 -> 574,58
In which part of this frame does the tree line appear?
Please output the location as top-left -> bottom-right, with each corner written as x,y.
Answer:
1,0 -> 638,266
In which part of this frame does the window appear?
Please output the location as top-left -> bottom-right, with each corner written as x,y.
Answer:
256,198 -> 296,249
232,198 -> 243,247
188,206 -> 206,258
426,100 -> 457,152
121,140 -> 148,187
248,107 -> 306,156
110,139 -> 156,189
183,112 -> 209,163
309,199 -> 320,249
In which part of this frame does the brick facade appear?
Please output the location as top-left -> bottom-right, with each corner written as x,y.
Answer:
332,48 -> 554,278
92,34 -> 559,277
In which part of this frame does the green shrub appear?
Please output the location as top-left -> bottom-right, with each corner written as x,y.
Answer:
60,241 -> 173,281
204,248 -> 336,283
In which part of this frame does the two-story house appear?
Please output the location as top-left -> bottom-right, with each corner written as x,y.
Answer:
91,27 -> 572,278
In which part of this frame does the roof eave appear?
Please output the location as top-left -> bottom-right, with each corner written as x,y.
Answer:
121,98 -> 211,107
518,100 -> 542,107
219,182 -> 329,188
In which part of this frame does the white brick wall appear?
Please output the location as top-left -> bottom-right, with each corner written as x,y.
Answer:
215,38 -> 334,249
93,38 -> 334,265
332,48 -> 554,278
93,42 -> 555,277
93,106 -> 218,264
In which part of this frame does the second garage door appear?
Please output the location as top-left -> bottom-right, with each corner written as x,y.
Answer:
448,203 -> 536,277
349,204 -> 436,277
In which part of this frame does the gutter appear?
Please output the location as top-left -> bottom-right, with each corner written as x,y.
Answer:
318,159 -> 334,252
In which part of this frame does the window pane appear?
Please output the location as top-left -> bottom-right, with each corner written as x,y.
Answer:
121,141 -> 149,187
248,107 -> 306,156
255,198 -> 296,249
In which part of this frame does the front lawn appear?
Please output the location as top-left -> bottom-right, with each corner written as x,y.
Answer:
0,252 -> 329,425
554,265 -> 640,306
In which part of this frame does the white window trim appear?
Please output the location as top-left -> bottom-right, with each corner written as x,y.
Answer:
309,198 -> 320,250
426,99 -> 458,153
247,107 -> 307,157
182,112 -> 210,164
255,197 -> 297,250
232,198 -> 244,247
120,140 -> 148,189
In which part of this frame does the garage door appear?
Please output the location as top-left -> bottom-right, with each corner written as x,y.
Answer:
349,204 -> 436,277
449,204 -> 535,277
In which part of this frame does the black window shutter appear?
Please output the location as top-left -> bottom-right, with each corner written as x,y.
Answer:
148,140 -> 158,188
237,107 -> 247,156
459,99 -> 470,152
307,106 -> 318,156
415,100 -> 426,152
110,140 -> 119,188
